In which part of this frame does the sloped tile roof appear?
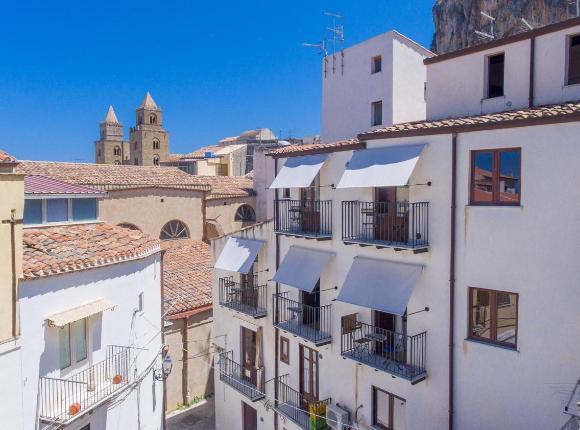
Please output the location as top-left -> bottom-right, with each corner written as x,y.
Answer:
22,223 -> 161,279
0,150 -> 17,163
25,175 -> 105,196
267,139 -> 363,158
162,240 -> 212,318
166,145 -> 222,162
203,175 -> 255,199
359,101 -> 580,139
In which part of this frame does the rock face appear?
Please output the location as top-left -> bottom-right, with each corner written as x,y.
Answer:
432,0 -> 573,54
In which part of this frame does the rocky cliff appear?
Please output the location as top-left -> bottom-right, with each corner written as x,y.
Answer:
432,0 -> 573,54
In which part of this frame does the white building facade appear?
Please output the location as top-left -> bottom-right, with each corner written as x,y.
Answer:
212,16 -> 580,430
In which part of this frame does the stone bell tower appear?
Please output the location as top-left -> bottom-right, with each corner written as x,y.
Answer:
95,106 -> 130,165
129,92 -> 170,166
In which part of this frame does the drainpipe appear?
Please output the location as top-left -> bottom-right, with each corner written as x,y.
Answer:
274,157 -> 280,430
161,249 -> 167,430
529,36 -> 536,108
448,133 -> 458,430
202,190 -> 208,242
182,317 -> 189,406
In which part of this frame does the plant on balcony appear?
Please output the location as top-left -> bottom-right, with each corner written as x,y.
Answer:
113,374 -> 123,385
309,402 -> 327,430
68,403 -> 81,416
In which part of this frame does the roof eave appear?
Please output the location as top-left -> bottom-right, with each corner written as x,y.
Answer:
268,141 -> 366,159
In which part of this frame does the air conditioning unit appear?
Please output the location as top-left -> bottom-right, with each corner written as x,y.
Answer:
326,403 -> 350,430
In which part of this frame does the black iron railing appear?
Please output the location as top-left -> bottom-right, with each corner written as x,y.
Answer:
273,293 -> 332,345
218,351 -> 265,401
342,201 -> 429,249
275,199 -> 332,238
341,321 -> 427,383
275,376 -> 331,430
219,277 -> 267,318
39,345 -> 132,423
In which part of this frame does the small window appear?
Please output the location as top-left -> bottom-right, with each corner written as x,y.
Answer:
134,158 -> 139,165
160,220 -> 190,240
72,198 -> 98,222
469,287 -> 518,348
138,292 -> 144,312
341,314 -> 358,334
114,160 -> 121,165
235,205 -> 256,223
153,155 -> 160,166
470,148 -> 520,205
568,35 -> 580,85
373,387 -> 406,430
114,146 -> 121,156
282,188 -> 290,199
487,53 -> 505,98
280,336 -> 289,364
371,101 -> 383,127
118,223 -> 141,231
153,139 -> 160,150
59,318 -> 88,370
150,114 -> 157,125
372,55 -> 382,74
46,199 -> 69,223
24,200 -> 43,225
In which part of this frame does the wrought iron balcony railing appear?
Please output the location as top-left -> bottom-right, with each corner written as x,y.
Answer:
39,345 -> 132,424
275,375 -> 331,430
341,321 -> 427,384
218,277 -> 267,318
342,201 -> 429,250
218,351 -> 265,402
275,199 -> 332,239
273,293 -> 332,346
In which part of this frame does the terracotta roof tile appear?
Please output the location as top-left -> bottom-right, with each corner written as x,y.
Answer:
0,150 -> 17,163
162,240 -> 212,317
360,101 -> 580,139
22,223 -> 161,279
202,175 -> 255,199
25,175 -> 105,196
267,139 -> 362,157
166,145 -> 222,162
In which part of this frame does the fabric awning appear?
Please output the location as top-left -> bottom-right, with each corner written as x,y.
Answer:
272,246 -> 334,292
46,298 -> 115,327
269,154 -> 328,189
336,144 -> 426,188
214,237 -> 265,274
337,257 -> 423,315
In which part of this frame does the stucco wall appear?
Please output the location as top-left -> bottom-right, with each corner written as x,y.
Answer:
99,187 -> 205,240
206,196 -> 257,237
252,147 -> 275,222
0,339 -> 23,429
164,309 -> 214,411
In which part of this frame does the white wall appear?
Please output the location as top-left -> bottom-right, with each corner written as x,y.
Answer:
321,31 -> 431,144
253,147 -> 276,222
0,338 -> 23,430
19,254 -> 164,430
426,23 -> 580,120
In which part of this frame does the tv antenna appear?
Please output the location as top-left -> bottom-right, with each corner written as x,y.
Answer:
324,11 -> 344,55
475,11 -> 496,41
302,40 -> 328,57
569,0 -> 580,18
520,18 -> 534,31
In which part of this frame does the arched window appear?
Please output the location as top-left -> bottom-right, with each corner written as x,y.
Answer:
153,139 -> 160,150
153,155 -> 160,166
160,220 -> 190,240
118,223 -> 141,231
235,205 -> 256,223
114,145 -> 121,156
150,114 -> 157,125
114,160 -> 121,165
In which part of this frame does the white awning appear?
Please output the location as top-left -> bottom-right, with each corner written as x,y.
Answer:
269,154 -> 328,189
336,144 -> 426,188
272,246 -> 334,292
46,298 -> 116,327
337,257 -> 423,315
214,237 -> 265,274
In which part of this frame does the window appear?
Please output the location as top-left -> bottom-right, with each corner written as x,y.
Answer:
373,387 -> 406,430
372,55 -> 382,74
134,158 -> 139,165
235,205 -> 256,223
160,220 -> 190,240
114,146 -> 121,156
153,155 -> 160,166
470,148 -> 520,205
568,35 -> 580,85
138,292 -> 144,312
487,53 -> 505,98
46,199 -> 69,223
72,198 -> 98,222
118,223 -> 141,231
341,314 -> 358,334
153,139 -> 160,150
150,114 -> 157,125
372,101 -> 383,126
114,160 -> 121,165
469,287 -> 518,348
216,163 -> 229,176
282,188 -> 290,199
280,336 -> 289,364
59,318 -> 88,370
24,200 -> 42,225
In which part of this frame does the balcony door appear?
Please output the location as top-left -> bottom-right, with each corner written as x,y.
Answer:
240,258 -> 258,309
241,327 -> 257,386
242,402 -> 257,430
374,187 -> 409,244
373,310 -> 406,364
300,176 -> 320,233
299,344 -> 319,408
301,281 -> 320,329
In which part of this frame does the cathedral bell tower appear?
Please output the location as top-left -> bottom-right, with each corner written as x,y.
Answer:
95,106 -> 129,165
129,92 -> 170,166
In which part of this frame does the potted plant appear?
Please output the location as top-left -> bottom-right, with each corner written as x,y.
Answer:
69,403 -> 81,416
112,374 -> 123,385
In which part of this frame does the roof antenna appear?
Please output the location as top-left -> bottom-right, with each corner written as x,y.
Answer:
324,12 -> 344,55
520,18 -> 534,31
475,11 -> 496,41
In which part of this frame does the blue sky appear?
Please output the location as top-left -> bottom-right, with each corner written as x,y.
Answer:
0,0 -> 434,162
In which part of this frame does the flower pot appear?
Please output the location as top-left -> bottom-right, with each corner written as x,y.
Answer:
112,374 -> 123,385
69,403 -> 81,416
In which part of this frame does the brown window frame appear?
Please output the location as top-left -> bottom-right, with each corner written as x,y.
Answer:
568,34 -> 580,86
468,287 -> 519,349
372,386 -> 405,430
280,336 -> 290,364
470,147 -> 521,206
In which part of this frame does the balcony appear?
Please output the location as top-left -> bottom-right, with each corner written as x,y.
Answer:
39,345 -> 132,424
218,351 -> 265,402
275,376 -> 331,430
341,321 -> 427,384
275,199 -> 332,240
342,201 -> 429,252
218,277 -> 267,318
273,293 -> 332,346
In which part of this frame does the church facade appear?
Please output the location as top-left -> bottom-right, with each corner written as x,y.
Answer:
95,92 -> 170,166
